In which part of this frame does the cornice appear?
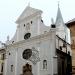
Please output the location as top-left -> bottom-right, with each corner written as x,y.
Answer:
7,31 -> 55,48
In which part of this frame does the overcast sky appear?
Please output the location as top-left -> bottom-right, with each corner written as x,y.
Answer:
0,0 -> 75,42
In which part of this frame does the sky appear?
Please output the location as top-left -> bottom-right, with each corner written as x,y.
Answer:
0,0 -> 75,42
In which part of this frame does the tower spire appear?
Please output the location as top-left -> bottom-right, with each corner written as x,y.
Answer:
55,2 -> 64,26
55,3 -> 68,42
58,1 -> 59,8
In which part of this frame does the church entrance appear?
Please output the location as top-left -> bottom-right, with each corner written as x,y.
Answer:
21,63 -> 33,75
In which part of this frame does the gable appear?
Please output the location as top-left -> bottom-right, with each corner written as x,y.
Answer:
16,6 -> 42,24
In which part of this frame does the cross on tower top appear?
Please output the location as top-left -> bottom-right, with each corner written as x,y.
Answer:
58,1 -> 60,8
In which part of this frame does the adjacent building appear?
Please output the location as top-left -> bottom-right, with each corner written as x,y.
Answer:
0,5 -> 72,75
66,19 -> 75,74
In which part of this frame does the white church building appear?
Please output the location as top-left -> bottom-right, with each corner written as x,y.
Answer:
0,5 -> 72,75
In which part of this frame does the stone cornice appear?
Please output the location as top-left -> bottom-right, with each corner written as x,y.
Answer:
7,31 -> 55,48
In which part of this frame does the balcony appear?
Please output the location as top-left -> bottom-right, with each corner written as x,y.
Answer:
56,35 -> 71,55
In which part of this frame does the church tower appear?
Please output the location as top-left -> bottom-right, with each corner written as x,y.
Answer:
55,4 -> 68,42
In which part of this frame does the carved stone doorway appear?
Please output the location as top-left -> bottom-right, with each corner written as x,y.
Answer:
22,63 -> 33,75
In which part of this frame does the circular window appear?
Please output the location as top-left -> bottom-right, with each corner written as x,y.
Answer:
24,33 -> 31,40
22,49 -> 32,60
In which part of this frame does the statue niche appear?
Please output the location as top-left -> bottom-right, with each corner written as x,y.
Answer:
21,63 -> 33,75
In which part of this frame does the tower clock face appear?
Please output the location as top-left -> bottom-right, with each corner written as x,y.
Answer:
24,33 -> 31,40
22,49 -> 32,60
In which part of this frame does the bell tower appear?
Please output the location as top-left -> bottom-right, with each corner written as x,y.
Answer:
55,4 -> 68,42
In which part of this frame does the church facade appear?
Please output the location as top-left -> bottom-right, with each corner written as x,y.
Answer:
0,5 -> 72,75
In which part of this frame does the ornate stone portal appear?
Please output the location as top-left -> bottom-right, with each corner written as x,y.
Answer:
21,63 -> 33,75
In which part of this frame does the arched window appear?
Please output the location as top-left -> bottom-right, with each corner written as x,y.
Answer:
11,65 -> 13,72
43,60 -> 47,69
